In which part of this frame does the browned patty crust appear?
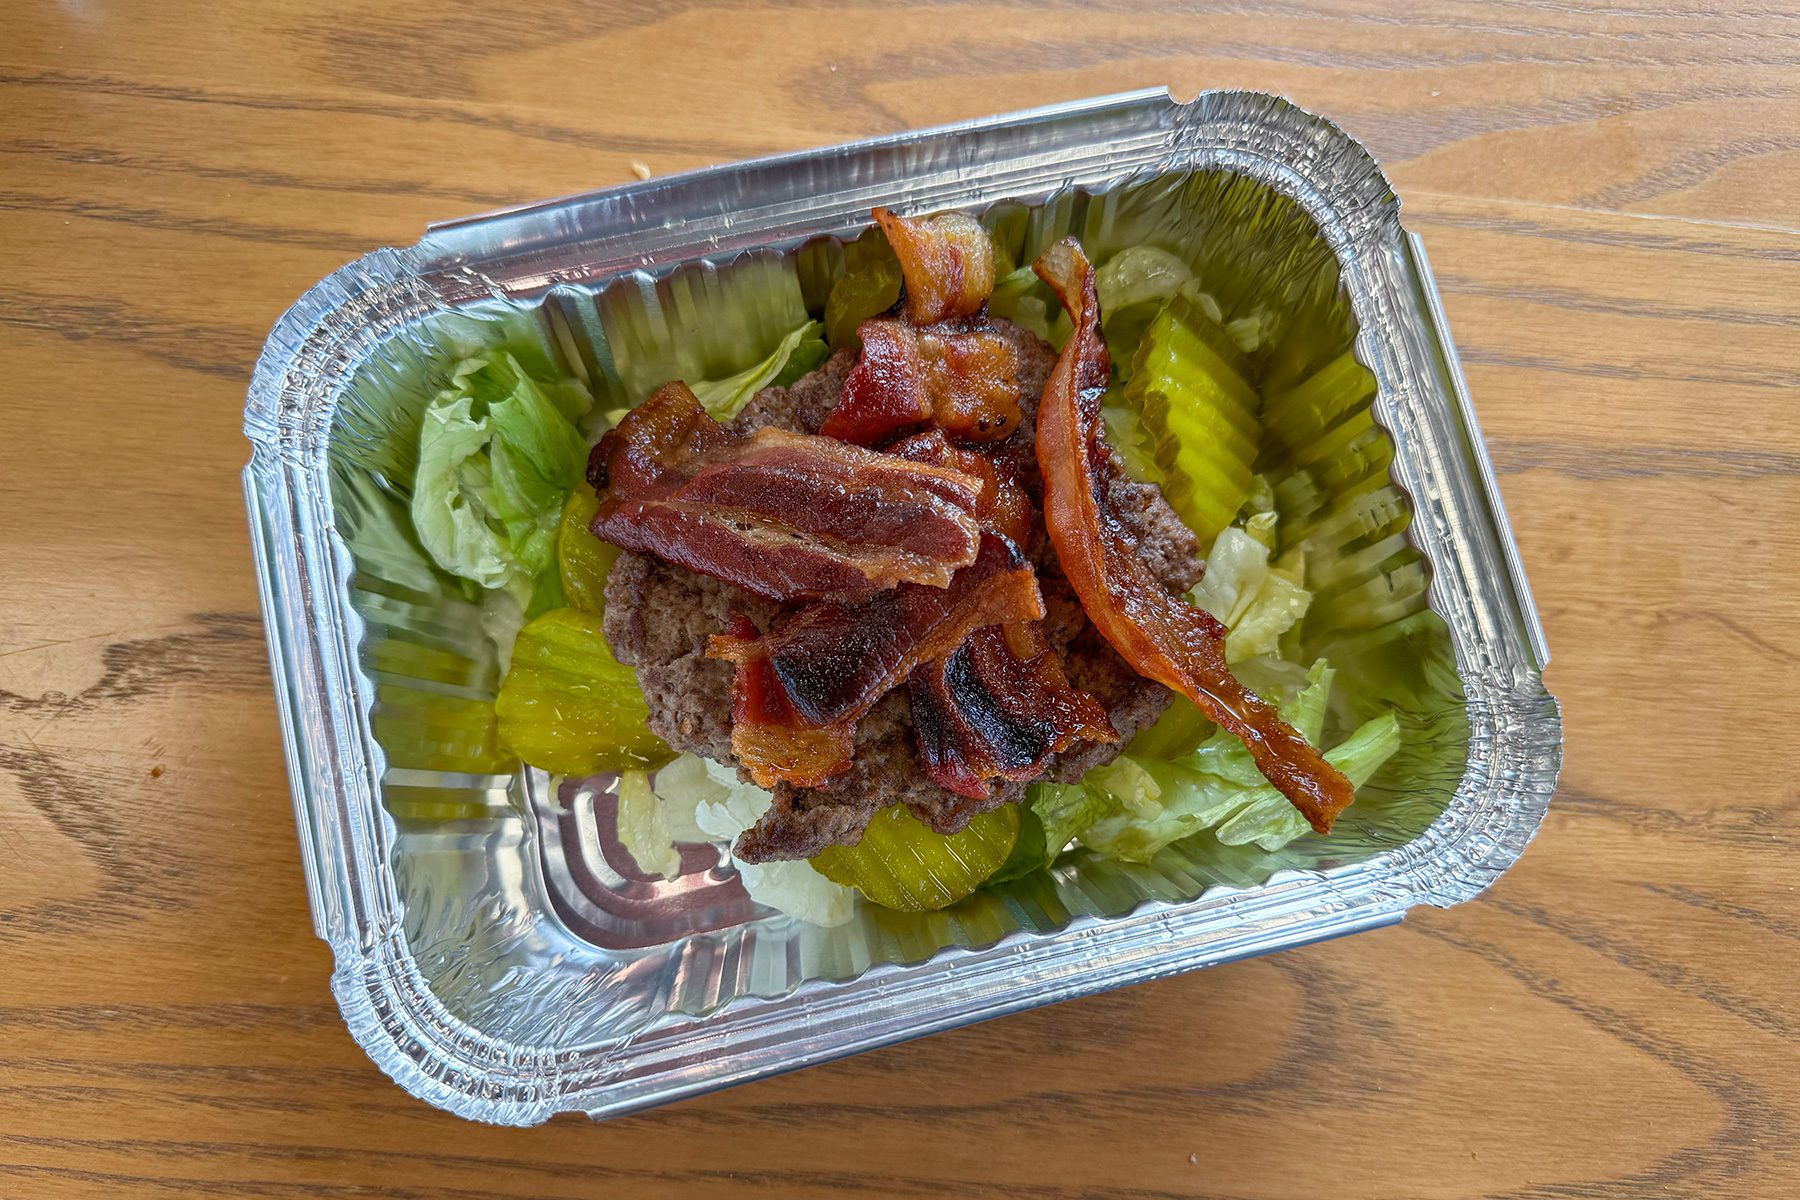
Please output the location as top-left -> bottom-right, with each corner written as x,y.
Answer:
603,320 -> 1203,862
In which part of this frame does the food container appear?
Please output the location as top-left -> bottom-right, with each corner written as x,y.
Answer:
243,88 -> 1562,1124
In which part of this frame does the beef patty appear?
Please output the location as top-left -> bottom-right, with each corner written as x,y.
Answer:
602,320 -> 1204,862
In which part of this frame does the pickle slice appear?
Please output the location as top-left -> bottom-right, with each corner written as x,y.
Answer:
1118,293 -> 1262,544
495,608 -> 670,774
557,487 -> 617,615
824,225 -> 904,351
811,802 -> 1020,912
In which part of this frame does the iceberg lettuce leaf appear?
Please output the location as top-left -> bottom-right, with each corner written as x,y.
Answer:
1079,661 -> 1399,862
1101,395 -> 1164,486
615,769 -> 682,879
1213,711 -> 1401,850
412,351 -> 593,606
1096,245 -> 1193,314
691,320 -> 826,420
987,781 -> 1113,884
989,266 -> 1053,342
414,394 -> 514,592
651,753 -> 858,926
1189,520 -> 1314,665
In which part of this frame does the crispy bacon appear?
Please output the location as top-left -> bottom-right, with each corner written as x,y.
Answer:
886,429 -> 1033,544
709,616 -> 857,789
820,318 -> 1022,446
708,534 -> 1044,788
586,378 -> 731,495
1032,239 -> 1357,834
589,382 -> 984,604
888,429 -> 1116,798
819,208 -> 1021,446
910,624 -> 1116,799
874,207 -> 995,325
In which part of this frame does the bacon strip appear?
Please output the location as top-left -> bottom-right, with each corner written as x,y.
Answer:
874,207 -> 995,325
909,624 -> 1116,799
589,382 -> 983,604
820,318 -> 1022,446
819,208 -> 1020,447
888,430 -> 1116,798
1032,239 -> 1357,834
586,378 -> 730,495
709,616 -> 857,789
708,534 -> 1044,788
886,429 -> 1033,543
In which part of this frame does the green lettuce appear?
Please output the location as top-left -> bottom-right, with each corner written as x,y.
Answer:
1096,245 -> 1193,313
988,266 -> 1053,342
771,330 -> 831,387
615,769 -> 683,879
1127,694 -> 1211,759
1213,711 -> 1401,850
1100,394 -> 1164,486
690,319 -> 827,420
1093,245 -> 1227,374
1189,499 -> 1312,665
412,352 -> 592,607
1226,306 -> 1280,354
651,753 -> 857,926
988,781 -> 1113,885
1079,661 -> 1401,862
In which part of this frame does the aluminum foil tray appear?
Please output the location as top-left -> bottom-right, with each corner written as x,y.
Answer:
243,88 -> 1563,1124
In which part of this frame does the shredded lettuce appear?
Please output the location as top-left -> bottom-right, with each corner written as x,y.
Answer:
651,753 -> 857,926
412,352 -> 593,608
771,331 -> 830,387
989,266 -> 1053,342
1096,245 -> 1193,314
1127,695 -> 1211,759
1079,661 -> 1401,861
1232,652 -> 1316,708
414,396 -> 508,587
1101,394 -> 1163,486
1084,755 -> 1165,820
1226,306 -> 1280,354
1078,763 -> 1242,866
988,781 -> 1112,884
690,320 -> 827,420
615,769 -> 682,878
1189,507 -> 1313,665
1214,711 -> 1401,850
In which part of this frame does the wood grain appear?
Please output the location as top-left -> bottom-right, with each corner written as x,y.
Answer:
3,2 -> 1798,1196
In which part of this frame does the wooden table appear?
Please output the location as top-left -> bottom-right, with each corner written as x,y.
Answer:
4,3 -> 1797,1196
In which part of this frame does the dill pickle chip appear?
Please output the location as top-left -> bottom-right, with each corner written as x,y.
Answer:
495,608 -> 670,775
1117,296 -> 1263,544
557,487 -> 617,614
810,802 -> 1019,912
824,225 -> 904,351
